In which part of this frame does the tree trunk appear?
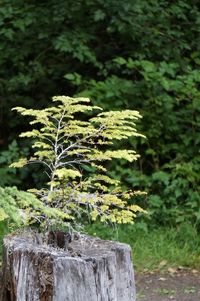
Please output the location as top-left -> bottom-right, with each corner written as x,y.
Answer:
0,230 -> 136,301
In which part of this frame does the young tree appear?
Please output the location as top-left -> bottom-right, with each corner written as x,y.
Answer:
11,96 -> 146,229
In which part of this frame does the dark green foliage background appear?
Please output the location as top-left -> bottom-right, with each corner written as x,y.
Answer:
1,0 -> 200,228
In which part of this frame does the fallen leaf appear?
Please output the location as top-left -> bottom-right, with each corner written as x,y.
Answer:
178,266 -> 184,270
191,269 -> 198,274
168,267 -> 177,274
159,260 -> 168,268
143,268 -> 149,273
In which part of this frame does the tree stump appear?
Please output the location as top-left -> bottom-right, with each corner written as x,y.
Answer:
0,230 -> 136,301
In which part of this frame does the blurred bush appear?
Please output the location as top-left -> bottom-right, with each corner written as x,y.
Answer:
0,0 -> 200,228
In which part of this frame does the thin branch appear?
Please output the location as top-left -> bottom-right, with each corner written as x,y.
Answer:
41,136 -> 55,147
58,124 -> 105,156
28,160 -> 53,172
57,159 -> 93,168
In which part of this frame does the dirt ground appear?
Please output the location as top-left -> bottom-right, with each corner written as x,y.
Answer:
136,269 -> 200,301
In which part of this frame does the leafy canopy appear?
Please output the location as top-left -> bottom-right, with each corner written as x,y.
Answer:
1,0 -> 200,228
11,96 -> 146,228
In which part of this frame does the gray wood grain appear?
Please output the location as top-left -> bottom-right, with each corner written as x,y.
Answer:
0,231 -> 136,301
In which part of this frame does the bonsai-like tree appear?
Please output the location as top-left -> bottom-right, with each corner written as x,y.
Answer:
11,96 -> 146,229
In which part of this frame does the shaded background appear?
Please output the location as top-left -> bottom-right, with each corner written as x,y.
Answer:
0,0 -> 200,230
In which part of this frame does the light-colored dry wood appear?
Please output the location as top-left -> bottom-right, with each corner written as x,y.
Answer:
0,230 -> 136,301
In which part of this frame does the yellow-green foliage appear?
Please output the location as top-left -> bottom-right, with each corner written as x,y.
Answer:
0,186 -> 47,225
11,96 -> 146,227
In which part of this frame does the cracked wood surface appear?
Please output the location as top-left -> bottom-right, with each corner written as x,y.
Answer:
0,231 -> 135,301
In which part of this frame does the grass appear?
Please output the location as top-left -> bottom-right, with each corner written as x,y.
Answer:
85,222 -> 200,272
154,288 -> 176,296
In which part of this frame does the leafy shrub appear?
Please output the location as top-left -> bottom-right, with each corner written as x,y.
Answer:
11,96 -> 146,229
0,186 -> 43,225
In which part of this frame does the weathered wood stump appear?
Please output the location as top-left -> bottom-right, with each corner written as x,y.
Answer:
0,230 -> 136,301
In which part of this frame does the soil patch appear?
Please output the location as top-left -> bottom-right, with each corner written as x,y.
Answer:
136,269 -> 200,301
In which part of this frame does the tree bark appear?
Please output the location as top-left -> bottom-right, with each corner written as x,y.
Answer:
0,230 -> 136,301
